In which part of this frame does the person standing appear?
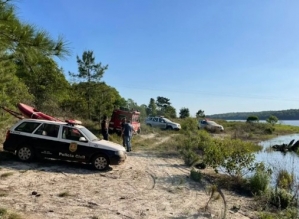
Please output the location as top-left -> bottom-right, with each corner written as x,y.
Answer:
101,115 -> 109,140
122,120 -> 134,152
121,117 -> 127,147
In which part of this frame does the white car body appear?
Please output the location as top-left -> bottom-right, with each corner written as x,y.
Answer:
198,120 -> 224,132
145,117 -> 181,130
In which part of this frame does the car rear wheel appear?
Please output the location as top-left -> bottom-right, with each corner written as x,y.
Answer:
92,154 -> 109,170
17,146 -> 34,161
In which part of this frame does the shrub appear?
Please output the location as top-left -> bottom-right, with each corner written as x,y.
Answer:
270,189 -> 294,209
249,170 -> 270,195
178,130 -> 213,166
0,208 -> 7,216
246,115 -> 259,123
259,212 -> 275,219
180,117 -> 198,133
203,138 -> 257,178
276,170 -> 294,191
58,191 -> 71,197
264,127 -> 275,134
190,168 -> 202,182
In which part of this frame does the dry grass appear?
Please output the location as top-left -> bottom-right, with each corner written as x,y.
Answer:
0,172 -> 14,178
0,208 -> 23,219
58,191 -> 72,197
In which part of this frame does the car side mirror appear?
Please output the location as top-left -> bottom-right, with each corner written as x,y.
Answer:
79,137 -> 87,142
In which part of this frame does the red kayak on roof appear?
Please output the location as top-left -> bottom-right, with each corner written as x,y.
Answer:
17,103 -> 62,121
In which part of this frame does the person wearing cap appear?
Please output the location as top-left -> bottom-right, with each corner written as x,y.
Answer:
121,119 -> 134,152
101,115 -> 109,140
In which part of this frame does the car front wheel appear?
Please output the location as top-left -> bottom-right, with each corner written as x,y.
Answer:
17,146 -> 34,161
166,126 -> 173,130
92,154 -> 109,170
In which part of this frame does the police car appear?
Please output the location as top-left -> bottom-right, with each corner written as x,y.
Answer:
3,119 -> 127,170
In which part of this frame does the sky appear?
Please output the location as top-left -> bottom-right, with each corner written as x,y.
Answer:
14,0 -> 299,116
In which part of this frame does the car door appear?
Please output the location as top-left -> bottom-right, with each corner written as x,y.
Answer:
32,123 -> 61,158
152,117 -> 159,127
159,118 -> 167,129
53,126 -> 91,162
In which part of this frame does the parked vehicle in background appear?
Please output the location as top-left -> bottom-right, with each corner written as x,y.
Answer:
109,108 -> 141,134
3,119 -> 127,170
198,119 -> 224,132
145,116 -> 181,130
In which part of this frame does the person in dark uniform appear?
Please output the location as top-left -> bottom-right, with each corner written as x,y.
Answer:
122,120 -> 134,152
101,115 -> 109,140
121,117 -> 127,147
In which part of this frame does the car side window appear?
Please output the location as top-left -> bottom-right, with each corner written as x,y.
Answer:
158,118 -> 163,123
34,124 -> 60,138
15,122 -> 41,133
62,127 -> 83,141
153,118 -> 158,122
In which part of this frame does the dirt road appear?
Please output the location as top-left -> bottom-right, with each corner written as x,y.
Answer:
0,145 -> 258,219
0,129 -> 256,219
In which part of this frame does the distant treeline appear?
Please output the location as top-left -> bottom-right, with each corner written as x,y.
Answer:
207,109 -> 299,120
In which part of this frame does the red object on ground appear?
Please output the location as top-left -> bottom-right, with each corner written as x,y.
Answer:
17,103 -> 62,121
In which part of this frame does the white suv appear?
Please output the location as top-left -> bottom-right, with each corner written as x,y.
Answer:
145,116 -> 181,130
3,119 -> 127,170
198,119 -> 224,132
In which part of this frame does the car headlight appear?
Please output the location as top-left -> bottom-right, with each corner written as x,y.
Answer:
115,150 -> 125,156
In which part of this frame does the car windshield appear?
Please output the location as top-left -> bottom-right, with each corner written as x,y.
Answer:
79,127 -> 99,141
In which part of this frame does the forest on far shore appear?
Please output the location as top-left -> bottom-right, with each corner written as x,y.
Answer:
208,109 -> 299,120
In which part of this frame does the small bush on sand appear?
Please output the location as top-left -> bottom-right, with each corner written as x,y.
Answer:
276,169 -> 294,191
180,118 -> 198,133
259,208 -> 299,219
0,172 -> 14,178
270,189 -> 294,209
190,168 -> 202,182
58,191 -> 71,197
203,138 -> 258,178
0,208 -> 22,219
249,169 -> 270,195
0,208 -> 7,216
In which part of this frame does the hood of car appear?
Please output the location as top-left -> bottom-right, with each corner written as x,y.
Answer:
168,122 -> 181,127
92,140 -> 126,151
214,124 -> 224,130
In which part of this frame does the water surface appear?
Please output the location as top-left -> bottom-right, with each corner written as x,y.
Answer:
256,134 -> 299,183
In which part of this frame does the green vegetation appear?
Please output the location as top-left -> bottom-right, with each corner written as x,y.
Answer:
196,109 -> 205,118
209,109 -> 299,120
249,168 -> 271,195
0,172 -> 14,178
147,120 -> 299,218
247,115 -> 259,123
190,168 -> 202,182
1,1 -> 299,218
266,115 -> 279,125
179,107 -> 190,119
0,208 -> 22,219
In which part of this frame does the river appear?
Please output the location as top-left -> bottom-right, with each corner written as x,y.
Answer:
227,120 -> 299,127
227,120 -> 299,182
255,121 -> 299,183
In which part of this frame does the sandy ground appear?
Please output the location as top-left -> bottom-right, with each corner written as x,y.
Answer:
0,135 -> 258,219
